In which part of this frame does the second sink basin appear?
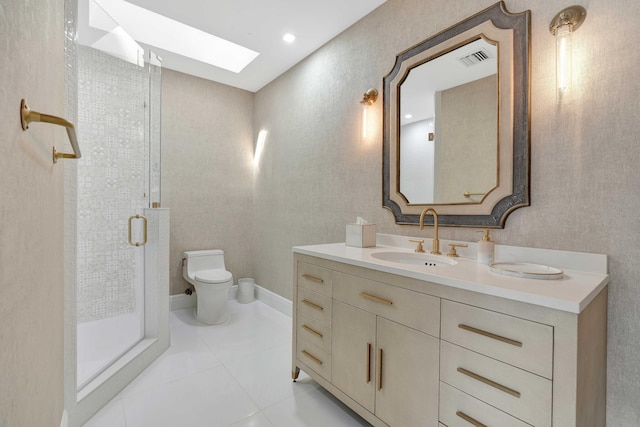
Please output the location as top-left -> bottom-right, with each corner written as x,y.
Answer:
371,251 -> 457,267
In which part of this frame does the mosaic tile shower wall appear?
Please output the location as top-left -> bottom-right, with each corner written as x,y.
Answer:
77,46 -> 148,323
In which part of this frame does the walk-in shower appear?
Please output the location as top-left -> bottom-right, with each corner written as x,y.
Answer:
63,1 -> 169,425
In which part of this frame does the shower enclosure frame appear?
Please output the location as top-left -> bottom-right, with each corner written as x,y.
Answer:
62,1 -> 169,425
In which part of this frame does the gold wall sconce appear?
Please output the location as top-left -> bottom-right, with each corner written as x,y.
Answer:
360,88 -> 378,139
253,129 -> 268,168
549,5 -> 587,102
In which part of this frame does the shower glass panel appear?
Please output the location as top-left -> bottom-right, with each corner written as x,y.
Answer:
75,0 -> 161,389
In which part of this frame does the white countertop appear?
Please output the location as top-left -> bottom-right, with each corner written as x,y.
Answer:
293,237 -> 609,314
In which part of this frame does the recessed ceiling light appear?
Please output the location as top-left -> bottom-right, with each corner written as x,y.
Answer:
283,33 -> 296,43
404,114 -> 413,119
93,0 -> 259,73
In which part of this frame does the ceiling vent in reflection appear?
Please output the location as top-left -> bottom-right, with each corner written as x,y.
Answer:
458,48 -> 492,67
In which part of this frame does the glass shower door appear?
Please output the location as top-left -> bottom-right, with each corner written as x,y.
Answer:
75,10 -> 151,388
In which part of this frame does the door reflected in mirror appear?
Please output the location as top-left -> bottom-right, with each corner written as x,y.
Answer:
399,38 -> 498,204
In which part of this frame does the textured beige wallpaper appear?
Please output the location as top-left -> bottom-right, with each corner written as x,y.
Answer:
250,0 -> 640,424
0,0 -> 65,425
436,75 -> 497,203
161,69 -> 255,295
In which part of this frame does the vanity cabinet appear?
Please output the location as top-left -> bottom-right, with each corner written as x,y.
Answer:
332,301 -> 439,426
440,300 -> 554,427
295,263 -> 333,381
331,270 -> 440,426
292,251 -> 608,427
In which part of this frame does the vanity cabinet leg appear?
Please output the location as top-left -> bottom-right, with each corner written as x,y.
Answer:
292,366 -> 300,382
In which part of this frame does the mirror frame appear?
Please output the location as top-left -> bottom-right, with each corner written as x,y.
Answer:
382,1 -> 530,228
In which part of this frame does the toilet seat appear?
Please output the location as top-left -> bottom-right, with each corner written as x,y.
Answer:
195,269 -> 232,284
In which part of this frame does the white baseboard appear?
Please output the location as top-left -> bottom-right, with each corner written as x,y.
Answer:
169,293 -> 196,311
170,284 -> 291,318
254,285 -> 292,318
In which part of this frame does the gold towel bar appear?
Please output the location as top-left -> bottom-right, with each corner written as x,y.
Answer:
20,99 -> 81,164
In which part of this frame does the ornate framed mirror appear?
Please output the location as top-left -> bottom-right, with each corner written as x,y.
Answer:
382,1 -> 530,228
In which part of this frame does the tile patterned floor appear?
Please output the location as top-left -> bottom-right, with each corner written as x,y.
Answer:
84,300 -> 371,427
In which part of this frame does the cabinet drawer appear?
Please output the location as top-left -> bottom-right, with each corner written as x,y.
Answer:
297,262 -> 332,297
441,300 -> 553,379
440,341 -> 551,427
298,286 -> 332,325
333,271 -> 440,337
440,382 -> 532,427
297,313 -> 331,353
297,339 -> 331,380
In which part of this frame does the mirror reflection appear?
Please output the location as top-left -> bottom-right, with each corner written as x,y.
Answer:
399,38 -> 498,204
383,1 -> 530,228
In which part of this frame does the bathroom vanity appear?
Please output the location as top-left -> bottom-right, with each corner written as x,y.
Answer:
291,236 -> 608,427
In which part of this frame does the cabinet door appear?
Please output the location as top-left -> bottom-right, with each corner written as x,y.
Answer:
376,317 -> 439,427
332,300 -> 376,412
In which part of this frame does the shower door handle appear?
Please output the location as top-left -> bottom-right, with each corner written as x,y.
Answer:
128,215 -> 147,247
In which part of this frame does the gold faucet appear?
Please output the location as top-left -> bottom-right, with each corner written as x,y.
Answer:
419,208 -> 441,254
409,239 -> 425,253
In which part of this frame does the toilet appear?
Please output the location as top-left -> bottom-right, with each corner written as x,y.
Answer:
182,250 -> 233,325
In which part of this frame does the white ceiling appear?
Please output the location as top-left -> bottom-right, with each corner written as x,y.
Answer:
78,0 -> 387,92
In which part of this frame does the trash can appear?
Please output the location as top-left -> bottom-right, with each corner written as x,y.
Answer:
237,278 -> 255,304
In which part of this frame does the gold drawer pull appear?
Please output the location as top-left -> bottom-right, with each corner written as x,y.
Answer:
457,367 -> 521,398
301,350 -> 323,365
377,348 -> 383,391
366,343 -> 372,383
360,292 -> 393,305
302,274 -> 324,284
302,324 -> 323,338
456,411 -> 487,427
302,299 -> 324,311
458,324 -> 523,347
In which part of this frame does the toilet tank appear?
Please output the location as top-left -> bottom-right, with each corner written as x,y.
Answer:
183,250 -> 226,277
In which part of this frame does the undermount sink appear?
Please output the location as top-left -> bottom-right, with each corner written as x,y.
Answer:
371,251 -> 457,267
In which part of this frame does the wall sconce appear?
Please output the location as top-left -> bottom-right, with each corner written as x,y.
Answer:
253,129 -> 268,167
360,88 -> 378,139
549,5 -> 586,102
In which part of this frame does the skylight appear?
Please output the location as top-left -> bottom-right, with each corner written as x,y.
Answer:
94,0 -> 260,73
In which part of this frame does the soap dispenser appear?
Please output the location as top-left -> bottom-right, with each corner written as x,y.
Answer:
476,230 -> 495,265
